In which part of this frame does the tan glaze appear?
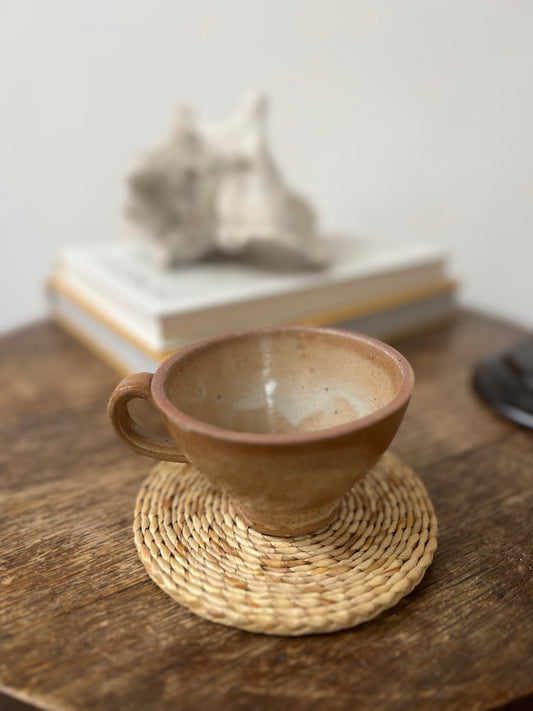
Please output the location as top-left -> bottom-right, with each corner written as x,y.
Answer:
107,326 -> 414,536
107,372 -> 188,462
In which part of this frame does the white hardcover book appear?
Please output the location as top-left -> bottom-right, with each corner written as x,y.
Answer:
49,283 -> 457,376
54,236 -> 450,352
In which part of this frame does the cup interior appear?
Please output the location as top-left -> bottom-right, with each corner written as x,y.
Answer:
164,329 -> 408,435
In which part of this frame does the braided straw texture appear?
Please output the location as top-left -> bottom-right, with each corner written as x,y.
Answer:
133,451 -> 437,636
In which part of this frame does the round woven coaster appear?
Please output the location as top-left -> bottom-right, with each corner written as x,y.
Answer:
133,451 -> 437,636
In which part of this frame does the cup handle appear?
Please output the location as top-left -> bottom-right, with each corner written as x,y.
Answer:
107,372 -> 189,462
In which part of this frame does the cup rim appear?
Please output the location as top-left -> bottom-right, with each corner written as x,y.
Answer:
151,325 -> 415,445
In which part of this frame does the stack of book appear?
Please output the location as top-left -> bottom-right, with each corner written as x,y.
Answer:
47,236 -> 456,375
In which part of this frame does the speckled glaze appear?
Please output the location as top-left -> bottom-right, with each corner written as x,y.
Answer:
108,326 -> 414,536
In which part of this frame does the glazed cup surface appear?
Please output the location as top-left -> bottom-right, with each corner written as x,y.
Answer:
110,326 -> 414,536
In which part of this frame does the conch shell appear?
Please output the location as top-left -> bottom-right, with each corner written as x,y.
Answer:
124,92 -> 326,267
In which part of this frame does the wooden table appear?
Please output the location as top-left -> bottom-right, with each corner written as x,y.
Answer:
1,312 -> 531,711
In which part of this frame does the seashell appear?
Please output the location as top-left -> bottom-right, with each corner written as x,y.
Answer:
124,92 -> 327,268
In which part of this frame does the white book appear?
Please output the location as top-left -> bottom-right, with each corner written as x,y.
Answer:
49,283 -> 456,376
52,236 -> 451,353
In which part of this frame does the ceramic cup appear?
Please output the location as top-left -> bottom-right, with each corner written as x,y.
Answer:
108,326 -> 414,536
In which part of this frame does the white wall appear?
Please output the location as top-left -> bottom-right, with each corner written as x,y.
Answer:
1,0 -> 532,333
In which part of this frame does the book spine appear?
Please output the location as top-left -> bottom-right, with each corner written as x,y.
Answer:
49,269 -> 456,355
48,277 -> 457,374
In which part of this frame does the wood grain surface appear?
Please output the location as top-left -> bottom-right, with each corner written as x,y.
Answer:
0,312 -> 532,711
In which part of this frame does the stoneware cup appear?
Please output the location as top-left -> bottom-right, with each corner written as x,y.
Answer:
107,326 -> 414,536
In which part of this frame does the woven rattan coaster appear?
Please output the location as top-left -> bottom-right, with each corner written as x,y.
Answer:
133,451 -> 437,636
